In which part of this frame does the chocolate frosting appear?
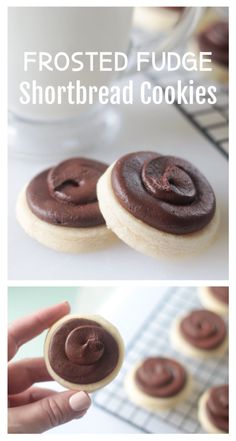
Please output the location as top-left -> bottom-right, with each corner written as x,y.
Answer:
111,152 -> 216,234
206,384 -> 229,432
26,158 -> 107,227
135,357 -> 186,398
198,21 -> 228,67
48,318 -> 119,384
180,309 -> 226,350
209,287 -> 229,305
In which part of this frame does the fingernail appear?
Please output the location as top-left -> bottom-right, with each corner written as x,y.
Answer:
69,391 -> 91,412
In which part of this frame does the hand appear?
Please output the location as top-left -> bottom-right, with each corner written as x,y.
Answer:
8,301 -> 91,433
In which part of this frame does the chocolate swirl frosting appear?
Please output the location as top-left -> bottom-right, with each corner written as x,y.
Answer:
180,310 -> 226,350
48,318 -> 119,384
135,357 -> 187,398
209,287 -> 229,305
26,158 -> 107,227
206,385 -> 229,432
111,152 -> 216,234
198,21 -> 228,67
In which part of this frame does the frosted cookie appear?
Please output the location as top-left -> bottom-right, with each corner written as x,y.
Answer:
196,21 -> 228,83
171,309 -> 228,359
97,152 -> 219,258
125,357 -> 192,411
199,287 -> 229,316
198,384 -> 228,433
44,314 -> 124,392
16,158 -> 116,253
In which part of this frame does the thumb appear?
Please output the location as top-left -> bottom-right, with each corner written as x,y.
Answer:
8,390 -> 91,433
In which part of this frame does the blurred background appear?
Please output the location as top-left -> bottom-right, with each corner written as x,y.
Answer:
8,286 -> 115,360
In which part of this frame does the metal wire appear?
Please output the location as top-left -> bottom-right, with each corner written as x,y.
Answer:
94,287 -> 228,434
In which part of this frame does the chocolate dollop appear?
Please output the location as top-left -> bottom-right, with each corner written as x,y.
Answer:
180,309 -> 226,350
206,384 -> 229,432
26,158 -> 107,227
48,318 -> 119,384
111,152 -> 216,234
209,287 -> 229,305
198,21 -> 228,67
135,357 -> 187,398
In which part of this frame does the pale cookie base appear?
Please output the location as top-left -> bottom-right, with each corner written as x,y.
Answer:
171,318 -> 228,359
97,163 -> 219,259
198,389 -> 226,433
125,361 -> 192,411
16,187 -> 116,253
44,314 -> 125,393
199,287 -> 229,316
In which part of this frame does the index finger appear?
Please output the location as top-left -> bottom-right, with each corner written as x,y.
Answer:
8,301 -> 70,360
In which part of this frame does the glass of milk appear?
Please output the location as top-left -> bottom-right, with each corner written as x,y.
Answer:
8,7 -> 202,158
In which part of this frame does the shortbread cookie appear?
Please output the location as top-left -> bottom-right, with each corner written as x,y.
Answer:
199,287 -> 229,316
198,384 -> 228,433
44,314 -> 124,392
16,158 -> 116,253
125,357 -> 192,411
171,309 -> 228,358
97,152 -> 219,258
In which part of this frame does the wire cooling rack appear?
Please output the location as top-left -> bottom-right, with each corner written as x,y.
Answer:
148,68 -> 229,160
93,287 -> 228,433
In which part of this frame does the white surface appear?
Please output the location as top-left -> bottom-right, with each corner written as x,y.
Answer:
8,75 -> 228,280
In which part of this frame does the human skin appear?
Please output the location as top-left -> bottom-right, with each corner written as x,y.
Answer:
8,301 -> 91,434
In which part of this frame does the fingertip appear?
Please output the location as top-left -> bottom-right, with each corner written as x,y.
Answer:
74,409 -> 88,419
69,391 -> 91,412
56,301 -> 70,315
62,301 -> 71,312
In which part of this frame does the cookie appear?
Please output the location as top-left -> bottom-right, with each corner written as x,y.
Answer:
97,152 -> 219,258
198,384 -> 228,433
171,309 -> 228,358
199,287 -> 229,316
16,157 -> 116,253
44,314 -> 125,392
125,357 -> 192,411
